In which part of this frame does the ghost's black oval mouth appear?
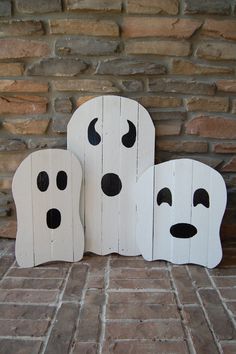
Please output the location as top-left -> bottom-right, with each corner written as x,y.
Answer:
170,223 -> 197,239
101,173 -> 122,197
47,208 -> 61,229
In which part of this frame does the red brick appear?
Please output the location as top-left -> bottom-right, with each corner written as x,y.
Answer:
126,0 -> 179,15
183,305 -> 219,354
0,95 -> 48,114
0,339 -> 42,354
157,140 -> 208,153
110,268 -> 168,279
49,19 -> 119,36
0,80 -> 48,93
152,111 -> 186,121
0,219 -> 16,238
0,63 -> 24,76
3,118 -> 50,135
202,19 -> 236,41
16,0 -> 61,13
8,267 -> 67,278
213,276 -> 236,288
0,319 -> 50,336
185,96 -> 229,112
139,96 -> 182,108
108,291 -> 175,305
0,39 -> 50,59
53,79 -> 119,93
0,304 -> 55,320
0,289 -> 58,304
122,17 -> 201,39
196,42 -> 236,60
65,0 -> 122,12
171,59 -> 233,75
103,340 -> 188,354
63,264 -> 88,302
171,266 -> 198,304
149,78 -> 215,95
109,278 -> 171,290
156,121 -> 182,136
107,303 -> 180,320
125,40 -> 190,56
76,95 -> 95,107
45,303 -> 80,354
217,80 -> 236,93
185,116 -> 236,139
72,342 -> 97,354
222,157 -> 236,172
0,277 -> 63,290
0,152 -> 28,173
0,20 -> 44,36
199,289 -> 235,340
221,342 -> 236,354
110,258 -> 166,269
76,290 -> 104,342
187,265 -> 212,288
105,320 -> 184,340
220,288 -> 236,301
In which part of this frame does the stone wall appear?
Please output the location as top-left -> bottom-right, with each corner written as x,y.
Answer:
0,0 -> 235,240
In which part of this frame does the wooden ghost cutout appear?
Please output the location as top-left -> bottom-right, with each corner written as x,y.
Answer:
67,95 -> 155,256
137,159 -> 227,268
13,149 -> 84,267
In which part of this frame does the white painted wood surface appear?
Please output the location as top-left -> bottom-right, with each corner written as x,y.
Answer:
67,95 -> 155,256
137,159 -> 227,268
13,149 -> 84,267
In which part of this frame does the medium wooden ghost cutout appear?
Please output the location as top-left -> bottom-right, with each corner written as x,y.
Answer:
13,149 -> 84,267
137,159 -> 227,268
67,95 -> 155,256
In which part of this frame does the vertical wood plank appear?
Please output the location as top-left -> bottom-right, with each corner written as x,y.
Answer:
101,96 -> 120,254
118,97 -> 139,255
13,154 -> 35,267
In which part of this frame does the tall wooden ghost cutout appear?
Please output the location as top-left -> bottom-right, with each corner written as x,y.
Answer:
137,159 -> 227,268
13,149 -> 84,267
67,95 -> 155,256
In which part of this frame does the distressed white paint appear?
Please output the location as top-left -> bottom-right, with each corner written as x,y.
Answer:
67,95 -> 155,256
13,149 -> 84,267
137,159 -> 227,268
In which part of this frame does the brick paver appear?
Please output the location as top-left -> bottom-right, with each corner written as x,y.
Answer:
0,239 -> 235,354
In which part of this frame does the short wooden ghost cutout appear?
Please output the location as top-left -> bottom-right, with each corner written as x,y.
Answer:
68,95 -> 155,256
13,149 -> 84,267
137,159 -> 227,268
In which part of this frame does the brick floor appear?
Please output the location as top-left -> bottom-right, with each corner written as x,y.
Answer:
0,239 -> 236,354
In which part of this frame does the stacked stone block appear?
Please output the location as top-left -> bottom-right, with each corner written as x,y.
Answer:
0,0 -> 236,239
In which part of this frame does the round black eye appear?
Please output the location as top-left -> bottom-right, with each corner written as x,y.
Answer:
88,118 -> 101,146
57,171 -> 67,191
37,171 -> 49,192
122,120 -> 136,148
157,188 -> 172,206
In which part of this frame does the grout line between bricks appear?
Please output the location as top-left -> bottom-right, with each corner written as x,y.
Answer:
69,263 -> 90,354
168,263 -> 196,354
98,255 -> 110,354
40,263 -> 73,354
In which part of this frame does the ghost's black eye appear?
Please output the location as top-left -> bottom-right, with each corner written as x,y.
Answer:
193,188 -> 209,208
122,120 -> 136,148
157,188 -> 172,206
37,171 -> 49,192
88,118 -> 101,146
57,171 -> 67,191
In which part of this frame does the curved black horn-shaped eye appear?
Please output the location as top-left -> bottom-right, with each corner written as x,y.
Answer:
121,120 -> 136,148
157,187 -> 172,206
193,188 -> 210,208
88,118 -> 101,146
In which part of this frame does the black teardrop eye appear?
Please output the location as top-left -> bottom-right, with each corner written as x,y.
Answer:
157,188 -> 172,206
193,188 -> 210,208
88,118 -> 101,146
57,171 -> 67,191
37,171 -> 49,192
122,120 -> 136,148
